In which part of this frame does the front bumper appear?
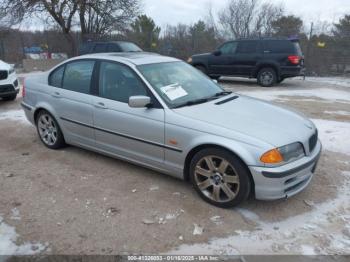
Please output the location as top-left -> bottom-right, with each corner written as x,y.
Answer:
0,74 -> 19,97
249,140 -> 322,200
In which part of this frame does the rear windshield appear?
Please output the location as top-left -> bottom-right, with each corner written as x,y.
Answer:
264,40 -> 303,55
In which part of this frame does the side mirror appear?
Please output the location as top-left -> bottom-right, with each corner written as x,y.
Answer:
129,96 -> 151,108
213,50 -> 222,56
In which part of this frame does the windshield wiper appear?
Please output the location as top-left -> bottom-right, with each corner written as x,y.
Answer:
173,98 -> 210,109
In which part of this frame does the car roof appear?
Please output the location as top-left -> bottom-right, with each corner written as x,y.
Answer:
235,37 -> 297,42
78,52 -> 180,66
91,41 -> 133,45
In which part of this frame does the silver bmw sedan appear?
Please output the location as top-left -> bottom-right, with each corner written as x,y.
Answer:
21,52 -> 321,208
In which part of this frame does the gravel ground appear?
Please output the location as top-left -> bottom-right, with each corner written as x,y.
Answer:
0,76 -> 349,256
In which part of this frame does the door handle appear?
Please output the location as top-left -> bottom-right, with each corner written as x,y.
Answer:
52,91 -> 61,98
94,102 -> 108,109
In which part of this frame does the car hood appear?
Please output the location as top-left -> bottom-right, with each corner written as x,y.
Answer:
173,95 -> 315,147
192,53 -> 211,58
0,60 -> 11,71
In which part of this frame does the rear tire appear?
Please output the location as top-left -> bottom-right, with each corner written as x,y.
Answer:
257,67 -> 277,87
2,94 -> 17,101
189,148 -> 251,208
36,110 -> 66,150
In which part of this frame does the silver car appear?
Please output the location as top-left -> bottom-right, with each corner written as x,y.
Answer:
21,53 -> 322,208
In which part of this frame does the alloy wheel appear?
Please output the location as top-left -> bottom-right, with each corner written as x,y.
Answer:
193,155 -> 240,203
260,71 -> 274,86
38,114 -> 58,146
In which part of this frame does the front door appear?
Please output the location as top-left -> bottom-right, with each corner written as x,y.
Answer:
208,41 -> 238,75
92,61 -> 165,166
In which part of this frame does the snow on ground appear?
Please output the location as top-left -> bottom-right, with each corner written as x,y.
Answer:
168,172 -> 350,255
324,110 -> 350,116
0,216 -> 48,255
312,119 -> 350,156
0,110 -> 30,125
304,77 -> 350,89
236,88 -> 350,103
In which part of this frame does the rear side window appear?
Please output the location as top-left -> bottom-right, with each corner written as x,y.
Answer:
264,40 -> 297,54
94,44 -> 107,53
62,61 -> 95,94
49,66 -> 64,88
293,42 -> 303,56
236,41 -> 258,54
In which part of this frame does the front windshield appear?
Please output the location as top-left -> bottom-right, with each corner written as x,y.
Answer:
137,61 -> 224,108
119,42 -> 142,52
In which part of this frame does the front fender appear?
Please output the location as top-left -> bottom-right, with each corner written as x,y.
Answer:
183,134 -> 264,167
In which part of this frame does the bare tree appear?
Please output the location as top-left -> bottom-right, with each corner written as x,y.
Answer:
254,3 -> 284,37
218,0 -> 259,39
78,0 -> 140,40
218,0 -> 284,39
0,0 -> 79,55
0,0 -> 141,55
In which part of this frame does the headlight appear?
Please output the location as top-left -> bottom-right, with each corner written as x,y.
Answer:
9,67 -> 15,75
260,142 -> 305,164
187,57 -> 193,63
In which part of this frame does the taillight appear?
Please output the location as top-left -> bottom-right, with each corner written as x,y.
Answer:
288,55 -> 300,65
22,78 -> 26,98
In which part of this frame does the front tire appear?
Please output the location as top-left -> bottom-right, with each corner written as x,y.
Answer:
36,110 -> 65,149
189,148 -> 251,208
257,67 -> 277,87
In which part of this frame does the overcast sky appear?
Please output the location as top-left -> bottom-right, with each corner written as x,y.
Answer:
144,0 -> 350,30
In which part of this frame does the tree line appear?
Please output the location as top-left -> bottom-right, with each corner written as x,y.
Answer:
0,0 -> 350,75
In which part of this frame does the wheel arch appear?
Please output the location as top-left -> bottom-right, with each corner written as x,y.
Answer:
253,63 -> 280,78
34,107 -> 54,123
183,143 -> 255,194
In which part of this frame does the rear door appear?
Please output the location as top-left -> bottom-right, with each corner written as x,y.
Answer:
92,60 -> 165,166
234,40 -> 261,76
48,60 -> 96,147
208,41 -> 238,75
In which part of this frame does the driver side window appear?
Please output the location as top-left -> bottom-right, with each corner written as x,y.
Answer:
219,42 -> 238,55
98,61 -> 147,103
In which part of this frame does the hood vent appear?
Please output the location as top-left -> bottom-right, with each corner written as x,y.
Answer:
215,96 -> 239,105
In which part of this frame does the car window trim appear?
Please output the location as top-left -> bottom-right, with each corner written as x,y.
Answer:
94,59 -> 163,109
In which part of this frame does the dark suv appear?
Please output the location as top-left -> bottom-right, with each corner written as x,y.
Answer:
79,41 -> 142,55
188,38 -> 305,87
